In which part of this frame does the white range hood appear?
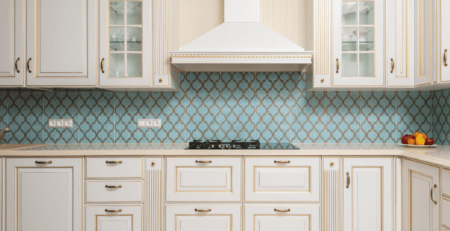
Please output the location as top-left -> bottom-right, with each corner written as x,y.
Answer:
170,0 -> 313,72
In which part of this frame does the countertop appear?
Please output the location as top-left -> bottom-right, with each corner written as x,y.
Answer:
0,143 -> 449,168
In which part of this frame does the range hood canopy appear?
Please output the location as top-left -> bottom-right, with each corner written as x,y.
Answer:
170,0 -> 313,72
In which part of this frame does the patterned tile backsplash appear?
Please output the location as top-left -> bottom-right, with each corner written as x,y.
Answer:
0,72 -> 447,145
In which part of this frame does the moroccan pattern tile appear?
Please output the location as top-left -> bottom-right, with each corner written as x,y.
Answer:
0,72 -> 444,144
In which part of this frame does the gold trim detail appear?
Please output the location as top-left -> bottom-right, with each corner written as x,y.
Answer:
170,54 -> 313,58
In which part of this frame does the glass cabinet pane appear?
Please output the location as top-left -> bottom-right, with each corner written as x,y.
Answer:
109,1 -> 124,25
342,2 -> 357,25
342,28 -> 357,51
359,54 -> 374,77
110,27 -> 124,51
359,27 -> 374,51
127,28 -> 142,51
127,1 -> 142,25
127,54 -> 142,77
110,54 -> 125,77
342,54 -> 357,77
359,1 -> 374,25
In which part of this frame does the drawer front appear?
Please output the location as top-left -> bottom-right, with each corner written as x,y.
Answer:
166,157 -> 241,202
443,169 -> 450,197
86,181 -> 143,203
444,197 -> 450,228
244,205 -> 320,231
166,205 -> 241,231
245,157 -> 320,202
86,157 -> 143,179
85,205 -> 142,231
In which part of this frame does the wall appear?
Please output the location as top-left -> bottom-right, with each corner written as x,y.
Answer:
0,72 -> 441,144
433,89 -> 450,145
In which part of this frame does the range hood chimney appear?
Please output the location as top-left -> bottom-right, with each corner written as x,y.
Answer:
170,0 -> 313,72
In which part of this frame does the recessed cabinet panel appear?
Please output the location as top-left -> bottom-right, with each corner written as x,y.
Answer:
86,205 -> 142,231
414,0 -> 433,86
443,169 -> 450,197
441,0 -> 450,82
443,198 -> 450,228
86,157 -> 143,179
86,181 -> 143,203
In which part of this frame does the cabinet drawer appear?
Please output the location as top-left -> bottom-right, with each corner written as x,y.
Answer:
244,157 -> 320,202
444,197 -> 450,228
86,157 -> 143,179
166,205 -> 241,231
86,205 -> 142,231
443,169 -> 450,197
86,181 -> 143,203
244,205 -> 320,231
166,157 -> 241,202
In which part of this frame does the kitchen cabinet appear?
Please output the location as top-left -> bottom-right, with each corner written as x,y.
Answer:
343,158 -> 393,231
402,159 -> 440,231
6,158 -> 83,231
85,205 -> 142,231
0,0 -> 24,86
437,0 -> 450,84
333,0 -> 385,87
414,0 -> 434,86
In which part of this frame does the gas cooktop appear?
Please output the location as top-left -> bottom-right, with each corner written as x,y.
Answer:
186,140 -> 299,150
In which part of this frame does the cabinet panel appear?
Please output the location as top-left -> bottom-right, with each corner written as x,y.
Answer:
444,197 -> 450,228
414,0 -> 433,86
443,169 -> 450,197
86,181 -> 143,203
26,0 -> 96,86
6,158 -> 83,231
86,205 -> 142,231
441,0 -> 450,82
343,158 -> 392,231
86,157 -> 143,179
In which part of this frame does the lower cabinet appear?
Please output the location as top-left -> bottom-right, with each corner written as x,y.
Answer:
5,158 -> 83,231
343,158 -> 393,231
402,159 -> 440,231
85,205 -> 142,231
166,205 -> 241,231
244,205 -> 320,231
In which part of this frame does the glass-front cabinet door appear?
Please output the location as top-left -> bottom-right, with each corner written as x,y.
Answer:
333,0 -> 384,87
99,0 -> 151,87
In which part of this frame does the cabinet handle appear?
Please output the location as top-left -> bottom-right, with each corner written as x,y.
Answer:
101,58 -> 105,73
195,160 -> 212,164
105,185 -> 122,189
159,78 -> 163,83
274,160 -> 290,164
15,58 -> 20,73
274,209 -> 291,212
27,58 -> 32,73
346,172 -> 350,188
321,78 -> 324,83
105,209 -> 122,213
330,162 -> 334,167
106,160 -> 122,164
430,184 -> 437,205
390,58 -> 395,73
35,161 -> 52,164
195,209 -> 211,212
336,58 -> 340,73
445,49 -> 448,67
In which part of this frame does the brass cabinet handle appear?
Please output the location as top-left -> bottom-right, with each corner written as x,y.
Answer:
105,209 -> 122,213
195,209 -> 211,212
15,58 -> 20,73
274,160 -> 290,164
330,162 -> 334,167
101,58 -> 105,73
159,78 -> 163,83
336,58 -> 340,73
27,58 -> 32,73
35,161 -> 52,164
445,49 -> 448,67
390,58 -> 395,73
105,185 -> 122,189
195,160 -> 212,164
106,160 -> 122,164
321,78 -> 324,83
430,184 -> 437,205
346,172 -> 350,188
274,209 -> 290,212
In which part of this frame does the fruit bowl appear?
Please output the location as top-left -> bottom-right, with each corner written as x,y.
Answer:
398,144 -> 437,148
400,132 -> 435,147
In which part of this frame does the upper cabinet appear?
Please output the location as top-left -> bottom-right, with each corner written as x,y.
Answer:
0,0 -> 24,86
26,0 -> 97,87
437,0 -> 450,84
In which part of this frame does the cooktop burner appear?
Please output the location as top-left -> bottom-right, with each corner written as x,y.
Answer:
186,140 -> 299,150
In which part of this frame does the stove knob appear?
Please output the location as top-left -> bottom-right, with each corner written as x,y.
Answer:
211,144 -> 215,149
218,144 -> 222,149
224,145 -> 229,149
232,144 -> 236,149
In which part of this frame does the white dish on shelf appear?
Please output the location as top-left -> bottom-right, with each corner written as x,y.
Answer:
398,144 -> 437,148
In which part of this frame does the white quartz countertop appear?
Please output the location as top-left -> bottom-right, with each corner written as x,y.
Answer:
0,143 -> 449,168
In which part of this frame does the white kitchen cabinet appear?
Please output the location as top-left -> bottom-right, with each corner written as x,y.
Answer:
86,181 -> 143,203
414,0 -> 434,86
343,158 -> 393,231
0,0 -> 24,86
99,0 -> 152,88
438,0 -> 450,83
244,205 -> 320,231
444,169 -> 450,197
86,157 -> 144,179
333,0 -> 385,87
26,0 -> 97,87
6,158 -> 83,231
402,159 -> 440,231
85,205 -> 142,231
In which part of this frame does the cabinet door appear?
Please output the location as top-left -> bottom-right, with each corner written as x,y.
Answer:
440,0 -> 450,82
26,0 -> 97,86
414,0 -> 433,86
86,205 -> 142,231
6,158 -> 83,231
0,0 -> 24,86
333,0 -> 384,87
343,158 -> 393,231
386,0 -> 414,87
402,159 -> 440,231
99,0 -> 152,87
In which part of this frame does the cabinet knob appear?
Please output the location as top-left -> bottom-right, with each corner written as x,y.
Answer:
321,79 -> 324,83
159,78 -> 163,83
330,162 -> 334,167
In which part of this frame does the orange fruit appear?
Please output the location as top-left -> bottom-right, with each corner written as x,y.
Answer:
421,133 -> 427,139
407,138 -> 416,145
413,131 -> 420,138
416,136 -> 425,145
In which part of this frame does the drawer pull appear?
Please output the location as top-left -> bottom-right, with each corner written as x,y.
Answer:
27,58 -> 32,73
105,209 -> 122,213
274,209 -> 290,213
15,58 -> 20,73
346,172 -> 350,188
195,209 -> 211,212
106,161 -> 123,164
195,160 -> 212,164
105,185 -> 122,189
430,184 -> 437,205
274,160 -> 290,164
35,161 -> 52,164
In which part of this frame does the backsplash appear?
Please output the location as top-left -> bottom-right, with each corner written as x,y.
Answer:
0,72 -> 445,144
